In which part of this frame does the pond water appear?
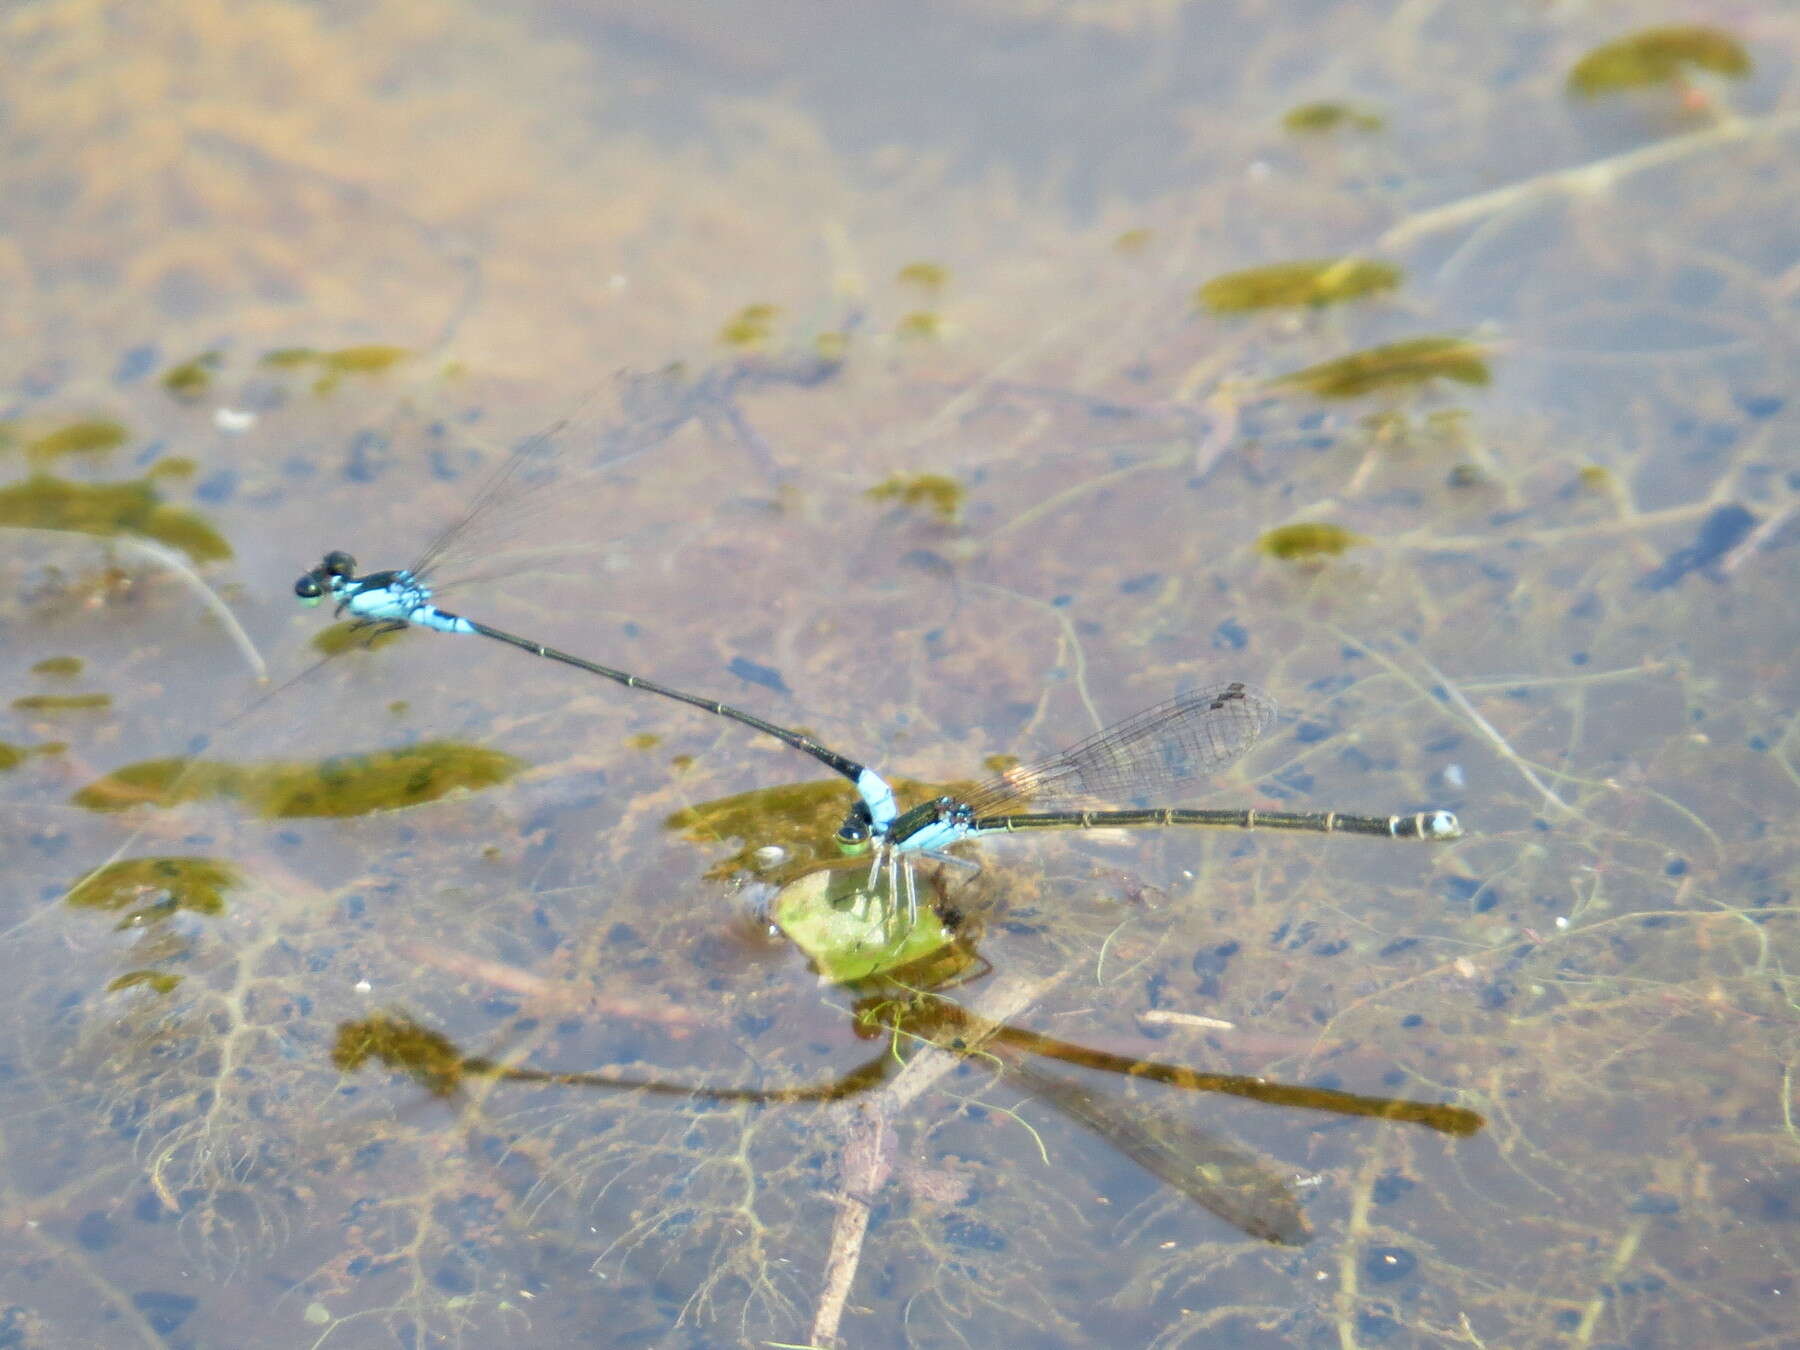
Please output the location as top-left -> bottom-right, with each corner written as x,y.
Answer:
1,2 -> 1796,1347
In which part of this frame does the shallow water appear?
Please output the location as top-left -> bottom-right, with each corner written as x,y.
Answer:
2,2 -> 1797,1347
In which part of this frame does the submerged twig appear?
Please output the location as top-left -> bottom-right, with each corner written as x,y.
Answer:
1380,109 -> 1800,251
808,973 -> 1056,1348
5,526 -> 267,680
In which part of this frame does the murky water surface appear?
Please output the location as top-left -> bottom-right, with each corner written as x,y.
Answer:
2,2 -> 1796,1346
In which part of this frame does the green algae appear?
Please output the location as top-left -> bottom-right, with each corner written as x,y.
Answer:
0,473 -> 231,563
1256,521 -> 1365,560
12,692 -> 111,711
105,970 -> 184,995
161,351 -> 223,400
895,310 -> 943,340
310,621 -> 407,656
257,343 -> 412,393
1282,101 -> 1384,133
67,856 -> 240,924
1568,25 -> 1750,97
1270,336 -> 1490,398
865,472 -> 964,522
70,740 -> 524,818
24,419 -> 129,464
896,261 -> 949,293
1196,259 -> 1402,313
719,303 -> 779,348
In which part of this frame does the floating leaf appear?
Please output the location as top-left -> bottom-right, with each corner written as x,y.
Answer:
1256,522 -> 1364,560
773,864 -> 958,984
67,856 -> 240,922
720,304 -> 779,348
1282,101 -> 1384,134
1197,259 -> 1402,313
1270,336 -> 1489,399
1568,26 -> 1750,97
71,741 -> 524,818
0,473 -> 231,563
865,472 -> 964,522
30,656 -> 84,677
12,692 -> 111,711
24,419 -> 129,464
161,351 -> 222,400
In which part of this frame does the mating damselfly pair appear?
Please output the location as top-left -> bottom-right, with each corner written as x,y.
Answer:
290,412 -> 1461,935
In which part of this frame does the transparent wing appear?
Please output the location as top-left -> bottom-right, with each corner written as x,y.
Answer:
961,682 -> 1277,815
407,387 -> 613,586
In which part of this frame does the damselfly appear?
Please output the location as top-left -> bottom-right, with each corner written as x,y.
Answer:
291,385 -> 899,826
831,681 -> 1462,929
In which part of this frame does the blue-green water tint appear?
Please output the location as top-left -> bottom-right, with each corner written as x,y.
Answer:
0,2 -> 1795,1348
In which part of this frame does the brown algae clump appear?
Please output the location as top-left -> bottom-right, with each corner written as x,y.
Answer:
332,1015 -> 469,1096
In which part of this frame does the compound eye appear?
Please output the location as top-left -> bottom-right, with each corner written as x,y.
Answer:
835,801 -> 873,850
294,574 -> 324,600
323,550 -> 357,578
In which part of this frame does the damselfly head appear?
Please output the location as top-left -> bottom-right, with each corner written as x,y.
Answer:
295,552 -> 359,605
835,800 -> 873,851
1424,810 -> 1463,840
